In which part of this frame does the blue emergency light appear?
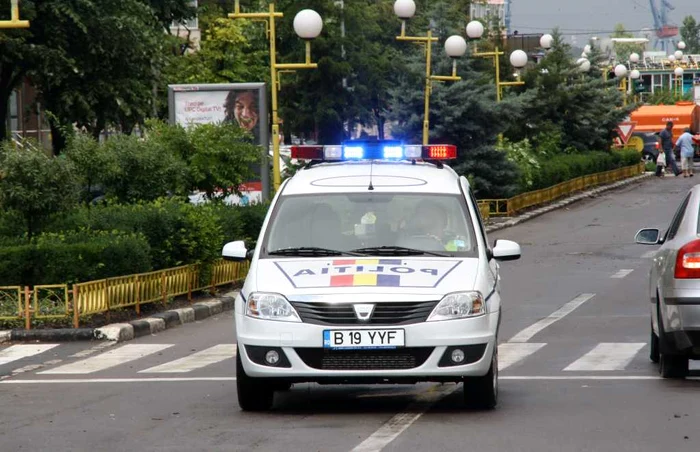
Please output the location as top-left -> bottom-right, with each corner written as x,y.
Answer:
290,141 -> 457,161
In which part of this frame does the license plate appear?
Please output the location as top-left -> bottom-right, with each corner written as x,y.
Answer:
323,329 -> 405,349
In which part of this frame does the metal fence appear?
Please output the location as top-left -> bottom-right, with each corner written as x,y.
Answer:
478,162 -> 645,219
0,260 -> 248,329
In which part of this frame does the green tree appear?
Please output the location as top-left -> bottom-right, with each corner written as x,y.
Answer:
610,23 -> 644,62
0,140 -> 78,241
64,134 -> 117,203
680,16 -> 700,54
0,0 -> 193,150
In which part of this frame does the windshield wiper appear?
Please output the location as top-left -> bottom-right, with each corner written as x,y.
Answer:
350,246 -> 451,258
268,247 -> 367,257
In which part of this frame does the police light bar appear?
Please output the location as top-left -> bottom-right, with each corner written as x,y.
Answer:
290,143 -> 457,161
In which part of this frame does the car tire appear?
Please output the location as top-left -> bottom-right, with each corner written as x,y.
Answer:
650,323 -> 660,364
642,152 -> 656,163
463,346 -> 498,410
657,307 -> 688,379
236,352 -> 275,411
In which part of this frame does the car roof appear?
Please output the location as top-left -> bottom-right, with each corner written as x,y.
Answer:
281,160 -> 464,196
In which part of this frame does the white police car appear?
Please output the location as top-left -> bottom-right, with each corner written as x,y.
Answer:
222,140 -> 521,411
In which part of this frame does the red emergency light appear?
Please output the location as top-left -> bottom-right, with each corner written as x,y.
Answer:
290,145 -> 324,160
423,145 -> 457,160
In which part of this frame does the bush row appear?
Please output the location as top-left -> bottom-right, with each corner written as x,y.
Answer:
529,149 -> 640,191
0,200 -> 269,286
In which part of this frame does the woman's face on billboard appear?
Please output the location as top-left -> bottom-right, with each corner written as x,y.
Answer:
234,91 -> 258,131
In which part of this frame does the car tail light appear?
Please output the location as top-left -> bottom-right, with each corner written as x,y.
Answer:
655,142 -> 660,150
674,240 -> 700,278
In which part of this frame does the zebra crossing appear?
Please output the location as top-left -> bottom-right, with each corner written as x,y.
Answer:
0,340 -> 670,380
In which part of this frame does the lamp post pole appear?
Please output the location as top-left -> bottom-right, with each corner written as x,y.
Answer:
0,0 -> 30,29
229,1 -> 322,193
394,0 -> 465,145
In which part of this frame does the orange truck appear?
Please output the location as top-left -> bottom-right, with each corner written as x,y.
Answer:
628,102 -> 700,161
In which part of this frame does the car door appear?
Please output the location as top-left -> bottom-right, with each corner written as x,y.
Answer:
654,192 -> 691,330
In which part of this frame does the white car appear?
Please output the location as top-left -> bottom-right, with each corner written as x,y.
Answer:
222,141 -> 521,411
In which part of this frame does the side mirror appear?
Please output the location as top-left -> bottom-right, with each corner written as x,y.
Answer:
635,228 -> 661,245
222,240 -> 248,261
492,239 -> 521,261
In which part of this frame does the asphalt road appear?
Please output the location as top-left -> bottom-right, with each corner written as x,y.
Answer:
1,173 -> 699,452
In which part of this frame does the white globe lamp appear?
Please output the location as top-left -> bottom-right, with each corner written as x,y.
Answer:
510,49 -> 528,68
630,53 -> 640,63
444,35 -> 467,58
678,41 -> 686,50
466,20 -> 484,40
668,54 -> 676,62
577,58 -> 590,72
393,0 -> 416,19
540,34 -> 553,49
293,9 -> 323,39
674,50 -> 683,60
584,44 -> 592,53
674,67 -> 684,77
614,64 -> 628,78
630,69 -> 641,79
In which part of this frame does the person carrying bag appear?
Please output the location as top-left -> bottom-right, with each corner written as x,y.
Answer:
656,150 -> 666,177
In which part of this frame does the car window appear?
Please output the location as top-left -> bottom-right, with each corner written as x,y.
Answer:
468,188 -> 488,247
262,193 -> 479,257
667,193 -> 691,241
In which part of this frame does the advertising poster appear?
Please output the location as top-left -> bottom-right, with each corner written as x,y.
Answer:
168,83 -> 269,201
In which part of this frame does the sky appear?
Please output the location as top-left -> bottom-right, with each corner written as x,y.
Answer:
510,0 -> 698,45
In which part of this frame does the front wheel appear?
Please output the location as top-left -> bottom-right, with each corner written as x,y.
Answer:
463,347 -> 498,410
236,353 -> 275,411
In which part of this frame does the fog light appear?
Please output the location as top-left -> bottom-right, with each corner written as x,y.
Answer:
265,350 -> 280,365
451,348 -> 465,364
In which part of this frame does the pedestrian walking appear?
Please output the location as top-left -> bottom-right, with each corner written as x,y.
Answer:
655,148 -> 666,177
659,121 -> 681,176
676,127 -> 696,177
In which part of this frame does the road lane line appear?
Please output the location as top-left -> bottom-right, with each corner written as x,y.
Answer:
508,293 -> 596,343
0,344 -> 59,366
641,250 -> 657,259
0,377 -> 238,383
500,376 -> 665,380
498,343 -> 546,371
139,344 -> 237,373
611,269 -> 634,279
350,384 -> 460,452
39,344 -> 173,374
563,343 -> 646,371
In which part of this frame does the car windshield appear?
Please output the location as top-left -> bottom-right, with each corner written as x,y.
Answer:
262,193 -> 478,257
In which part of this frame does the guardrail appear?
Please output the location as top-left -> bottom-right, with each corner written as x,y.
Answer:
478,162 -> 645,219
0,260 -> 248,329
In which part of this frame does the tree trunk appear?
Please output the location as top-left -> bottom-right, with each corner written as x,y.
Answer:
49,121 -> 68,156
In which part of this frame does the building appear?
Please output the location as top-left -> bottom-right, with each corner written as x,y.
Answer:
629,54 -> 700,104
5,80 -> 52,150
470,0 -> 507,35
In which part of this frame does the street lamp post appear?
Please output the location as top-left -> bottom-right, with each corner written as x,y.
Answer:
0,0 -> 29,29
614,64 -> 628,105
229,1 -> 323,193
393,0 -> 466,145
466,20 -> 529,102
674,67 -> 684,97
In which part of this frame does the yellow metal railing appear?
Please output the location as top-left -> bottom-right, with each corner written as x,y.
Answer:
1,260 -> 247,329
478,162 -> 645,218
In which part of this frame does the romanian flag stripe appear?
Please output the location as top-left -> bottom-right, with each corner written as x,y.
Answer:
330,274 -> 401,287
332,259 -> 403,266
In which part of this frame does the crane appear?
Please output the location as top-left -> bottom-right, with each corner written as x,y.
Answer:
649,0 -> 678,52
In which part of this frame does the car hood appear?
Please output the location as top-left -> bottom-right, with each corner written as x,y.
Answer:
253,257 -> 478,300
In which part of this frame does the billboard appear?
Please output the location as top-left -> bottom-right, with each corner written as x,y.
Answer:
167,83 -> 269,200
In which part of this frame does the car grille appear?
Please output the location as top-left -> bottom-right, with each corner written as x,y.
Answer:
289,301 -> 439,325
295,348 -> 434,370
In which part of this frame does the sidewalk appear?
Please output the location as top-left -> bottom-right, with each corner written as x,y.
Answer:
0,290 -> 239,344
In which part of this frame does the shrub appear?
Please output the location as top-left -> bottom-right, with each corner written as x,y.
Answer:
0,140 -> 79,240
0,231 -> 151,286
211,202 -> 269,250
46,198 -> 225,269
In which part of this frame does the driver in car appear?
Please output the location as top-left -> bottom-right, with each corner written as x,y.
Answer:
404,201 -> 466,252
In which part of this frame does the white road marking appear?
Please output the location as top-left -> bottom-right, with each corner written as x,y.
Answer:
0,344 -> 59,366
39,344 -> 173,374
508,293 -> 596,343
1,377 -> 237,384
497,343 -> 546,371
641,250 -> 658,259
500,376 -> 664,380
139,344 -> 237,373
68,341 -> 115,359
611,269 -> 634,279
563,343 -> 646,371
350,384 -> 460,452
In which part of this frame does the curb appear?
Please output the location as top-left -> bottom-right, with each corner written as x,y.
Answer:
0,291 -> 239,344
484,173 -> 652,234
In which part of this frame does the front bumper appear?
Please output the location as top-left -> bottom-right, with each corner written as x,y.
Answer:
235,311 -> 498,381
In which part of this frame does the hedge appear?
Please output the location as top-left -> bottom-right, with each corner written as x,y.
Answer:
0,231 -> 151,286
529,150 -> 640,192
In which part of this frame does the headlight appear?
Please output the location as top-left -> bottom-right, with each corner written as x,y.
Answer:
427,291 -> 485,321
246,292 -> 301,322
